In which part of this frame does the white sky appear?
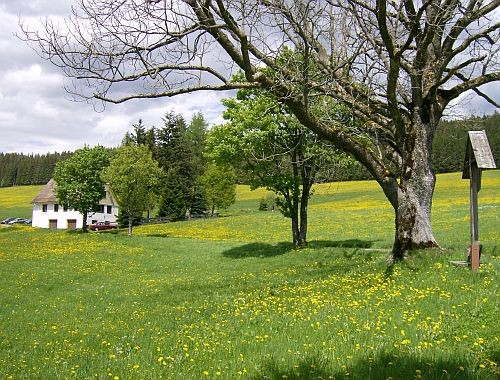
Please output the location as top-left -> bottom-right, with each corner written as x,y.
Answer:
0,0 -> 228,154
0,0 -> 498,154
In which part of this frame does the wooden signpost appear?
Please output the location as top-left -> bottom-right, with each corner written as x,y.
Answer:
461,130 -> 496,270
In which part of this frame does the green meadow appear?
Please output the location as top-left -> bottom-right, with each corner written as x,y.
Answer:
0,172 -> 498,379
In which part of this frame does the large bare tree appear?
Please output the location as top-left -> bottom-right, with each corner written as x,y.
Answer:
22,0 -> 499,261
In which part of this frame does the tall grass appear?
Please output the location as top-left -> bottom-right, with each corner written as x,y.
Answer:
0,172 -> 498,379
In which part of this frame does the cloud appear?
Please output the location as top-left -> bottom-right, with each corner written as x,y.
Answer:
0,2 -> 227,154
0,1 -> 497,155
0,0 -> 71,17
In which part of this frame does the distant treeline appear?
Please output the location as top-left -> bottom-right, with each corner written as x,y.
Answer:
0,152 -> 72,187
324,112 -> 500,182
431,112 -> 499,174
0,113 -> 498,187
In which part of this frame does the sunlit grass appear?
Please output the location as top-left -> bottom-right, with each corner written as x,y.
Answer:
0,185 -> 42,219
0,172 -> 498,379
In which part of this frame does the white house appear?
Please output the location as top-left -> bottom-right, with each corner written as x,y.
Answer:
32,179 -> 119,229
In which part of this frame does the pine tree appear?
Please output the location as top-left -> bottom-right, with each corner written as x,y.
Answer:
158,168 -> 189,221
117,209 -> 142,228
154,111 -> 196,216
190,185 -> 207,215
186,112 -> 209,178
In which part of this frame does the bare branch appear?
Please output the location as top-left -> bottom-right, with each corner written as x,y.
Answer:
94,81 -> 257,104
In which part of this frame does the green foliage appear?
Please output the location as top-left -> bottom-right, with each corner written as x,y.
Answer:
200,163 -> 236,215
0,151 -> 72,187
154,111 -> 197,214
259,197 -> 268,211
121,111 -> 211,218
2,113 -> 497,192
185,112 -> 209,179
158,168 -> 190,221
53,146 -> 111,231
189,185 -> 208,215
154,112 -> 194,180
432,112 -> 500,173
103,145 -> 162,235
258,194 -> 276,211
123,119 -> 157,152
207,86 -> 342,246
116,209 -> 142,229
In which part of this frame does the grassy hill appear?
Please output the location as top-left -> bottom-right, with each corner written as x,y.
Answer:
0,184 -> 43,220
0,173 -> 498,379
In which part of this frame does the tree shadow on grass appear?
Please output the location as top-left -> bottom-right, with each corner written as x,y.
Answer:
223,242 -> 294,258
307,239 -> 379,249
252,352 -> 491,380
222,239 -> 381,259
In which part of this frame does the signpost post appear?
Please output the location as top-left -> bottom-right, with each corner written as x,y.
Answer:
461,130 -> 496,271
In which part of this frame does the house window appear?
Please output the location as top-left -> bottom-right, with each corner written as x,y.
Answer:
42,204 -> 48,212
54,204 -> 59,212
107,206 -> 112,214
63,205 -> 68,212
97,205 -> 105,213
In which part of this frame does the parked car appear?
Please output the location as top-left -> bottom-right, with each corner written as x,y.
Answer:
1,217 -> 16,224
24,219 -> 32,225
8,218 -> 27,225
89,221 -> 118,231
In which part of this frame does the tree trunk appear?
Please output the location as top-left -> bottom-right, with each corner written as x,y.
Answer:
128,217 -> 133,236
82,210 -> 88,233
290,146 -> 306,248
390,116 -> 439,261
299,196 -> 308,247
291,212 -> 301,248
299,164 -> 313,247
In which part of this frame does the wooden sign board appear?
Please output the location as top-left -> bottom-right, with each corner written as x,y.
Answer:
462,130 -> 496,179
460,130 -> 496,270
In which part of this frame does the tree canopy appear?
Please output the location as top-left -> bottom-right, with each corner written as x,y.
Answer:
207,87 -> 341,247
200,163 -> 236,216
53,146 -> 111,232
103,145 -> 162,235
23,0 -> 499,260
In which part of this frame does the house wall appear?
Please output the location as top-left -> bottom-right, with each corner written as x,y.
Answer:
87,205 -> 119,225
32,203 -> 118,229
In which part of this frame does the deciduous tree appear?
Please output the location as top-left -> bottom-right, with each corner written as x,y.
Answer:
53,146 -> 110,232
103,145 -> 162,235
23,0 -> 499,260
200,163 -> 236,216
207,88 -> 339,247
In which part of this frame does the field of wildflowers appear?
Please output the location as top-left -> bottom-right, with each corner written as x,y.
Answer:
0,172 -> 498,379
0,185 -> 43,220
